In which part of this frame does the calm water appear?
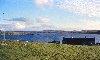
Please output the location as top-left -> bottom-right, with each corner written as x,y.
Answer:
0,33 -> 100,43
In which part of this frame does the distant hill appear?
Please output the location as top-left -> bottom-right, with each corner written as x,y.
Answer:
82,30 -> 100,34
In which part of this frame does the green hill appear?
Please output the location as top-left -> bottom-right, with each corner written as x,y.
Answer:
0,41 -> 100,60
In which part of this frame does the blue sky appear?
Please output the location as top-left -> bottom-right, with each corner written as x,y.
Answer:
0,0 -> 100,31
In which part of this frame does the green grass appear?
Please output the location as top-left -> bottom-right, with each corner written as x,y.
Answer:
0,41 -> 100,60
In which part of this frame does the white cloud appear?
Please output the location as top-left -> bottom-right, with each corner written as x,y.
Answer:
82,20 -> 100,30
64,20 -> 100,30
35,0 -> 100,17
55,19 -> 100,31
56,0 -> 100,17
35,17 -> 56,30
35,0 -> 53,7
15,22 -> 26,30
1,16 -> 100,31
0,17 -> 29,31
36,17 -> 51,25
0,17 -> 59,31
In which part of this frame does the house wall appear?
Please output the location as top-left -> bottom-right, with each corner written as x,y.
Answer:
62,37 -> 95,45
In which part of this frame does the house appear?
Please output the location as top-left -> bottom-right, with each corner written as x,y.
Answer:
62,37 -> 95,45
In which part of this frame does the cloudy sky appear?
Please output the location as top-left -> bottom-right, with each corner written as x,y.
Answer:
0,0 -> 100,31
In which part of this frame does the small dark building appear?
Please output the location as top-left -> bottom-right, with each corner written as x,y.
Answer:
48,40 -> 60,44
62,37 -> 95,45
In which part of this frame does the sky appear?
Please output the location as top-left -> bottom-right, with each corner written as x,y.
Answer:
0,0 -> 100,31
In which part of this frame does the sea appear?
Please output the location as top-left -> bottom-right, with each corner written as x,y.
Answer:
0,33 -> 100,43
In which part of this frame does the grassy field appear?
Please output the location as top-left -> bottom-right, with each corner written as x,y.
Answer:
0,41 -> 100,60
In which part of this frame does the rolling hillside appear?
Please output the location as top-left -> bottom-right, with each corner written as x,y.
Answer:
0,41 -> 100,60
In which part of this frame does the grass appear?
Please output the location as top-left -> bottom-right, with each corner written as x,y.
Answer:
0,41 -> 100,60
